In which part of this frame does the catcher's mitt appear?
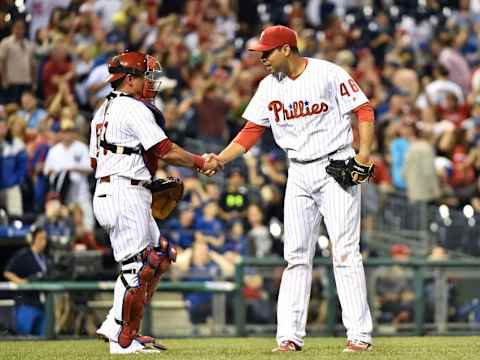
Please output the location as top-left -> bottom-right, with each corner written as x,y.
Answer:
325,157 -> 374,189
146,177 -> 184,220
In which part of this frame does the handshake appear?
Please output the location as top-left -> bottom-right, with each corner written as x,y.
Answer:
199,153 -> 224,177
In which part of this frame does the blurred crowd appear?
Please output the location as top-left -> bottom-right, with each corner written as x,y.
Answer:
2,0 -> 480,335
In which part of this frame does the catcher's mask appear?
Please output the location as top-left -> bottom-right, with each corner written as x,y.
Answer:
106,51 -> 163,100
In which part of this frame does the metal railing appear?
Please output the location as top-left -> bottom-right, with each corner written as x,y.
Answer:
0,281 -> 237,339
234,257 -> 480,336
362,188 -> 480,257
1,257 -> 480,339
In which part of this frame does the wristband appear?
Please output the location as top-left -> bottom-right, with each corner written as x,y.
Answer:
191,153 -> 205,169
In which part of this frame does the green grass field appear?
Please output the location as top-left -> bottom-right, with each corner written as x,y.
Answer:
1,337 -> 479,360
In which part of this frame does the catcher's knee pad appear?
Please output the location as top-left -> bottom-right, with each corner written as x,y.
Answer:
146,237 -> 177,304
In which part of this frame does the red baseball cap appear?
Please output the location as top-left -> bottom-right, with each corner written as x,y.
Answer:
248,25 -> 298,52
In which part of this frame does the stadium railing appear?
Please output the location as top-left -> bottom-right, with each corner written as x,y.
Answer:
234,257 -> 480,337
0,281 -> 237,339
2,257 -> 480,339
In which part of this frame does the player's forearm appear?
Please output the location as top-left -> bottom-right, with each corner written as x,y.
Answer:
357,121 -> 375,163
161,143 -> 205,169
217,120 -> 265,164
219,142 -> 246,164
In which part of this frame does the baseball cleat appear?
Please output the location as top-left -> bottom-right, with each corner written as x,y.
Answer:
135,335 -> 167,351
272,340 -> 302,352
110,339 -> 163,354
343,340 -> 372,352
96,320 -> 119,342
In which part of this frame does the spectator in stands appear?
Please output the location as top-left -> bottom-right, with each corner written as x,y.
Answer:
436,92 -> 470,128
195,200 -> 225,252
25,119 -> 50,213
7,114 -> 27,144
174,240 -> 234,328
25,1 -> 70,40
192,80 -> 232,153
261,150 -> 287,191
69,203 -> 101,251
41,38 -> 74,102
433,31 -> 472,93
463,97 -> 480,144
84,60 -> 111,110
3,226 -> 49,335
35,192 -> 74,250
243,270 -> 274,324
0,18 -> 36,103
46,81 -> 81,133
219,167 -> 250,223
16,89 -> 48,131
164,202 -> 196,250
0,116 -> 27,216
443,129 -> 477,203
43,119 -> 93,230
403,125 -> 441,203
416,64 -> 465,111
259,183 -> 284,226
223,220 -> 247,264
373,244 -> 415,325
389,122 -> 413,192
425,245 -> 461,323
246,203 -> 272,258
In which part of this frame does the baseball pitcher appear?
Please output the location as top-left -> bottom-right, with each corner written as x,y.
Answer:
204,25 -> 374,353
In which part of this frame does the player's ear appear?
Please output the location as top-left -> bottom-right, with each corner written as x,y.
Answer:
281,44 -> 291,56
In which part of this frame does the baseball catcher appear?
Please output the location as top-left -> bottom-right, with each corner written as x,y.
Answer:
147,177 -> 184,220
325,157 -> 374,189
91,51 -> 222,354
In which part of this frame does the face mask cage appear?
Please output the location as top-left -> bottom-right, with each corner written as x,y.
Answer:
144,56 -> 164,91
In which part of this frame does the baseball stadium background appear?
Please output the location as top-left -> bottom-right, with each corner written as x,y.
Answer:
0,0 -> 479,358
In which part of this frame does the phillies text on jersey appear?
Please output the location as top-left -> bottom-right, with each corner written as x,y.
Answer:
242,58 -> 368,162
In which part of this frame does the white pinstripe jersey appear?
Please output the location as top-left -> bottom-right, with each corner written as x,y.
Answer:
242,58 -> 368,162
89,92 -> 167,180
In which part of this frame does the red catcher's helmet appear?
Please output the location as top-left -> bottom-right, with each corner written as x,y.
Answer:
106,51 -> 164,100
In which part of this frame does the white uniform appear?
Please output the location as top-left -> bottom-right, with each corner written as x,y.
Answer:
89,92 -> 167,261
243,58 -> 373,346
89,91 -> 167,347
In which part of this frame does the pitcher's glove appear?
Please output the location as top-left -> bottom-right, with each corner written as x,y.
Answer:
146,177 -> 184,220
325,157 -> 374,189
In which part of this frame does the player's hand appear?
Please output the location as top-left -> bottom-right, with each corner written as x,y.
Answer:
200,153 -> 224,176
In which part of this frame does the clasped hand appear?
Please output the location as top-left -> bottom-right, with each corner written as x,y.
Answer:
199,153 -> 224,176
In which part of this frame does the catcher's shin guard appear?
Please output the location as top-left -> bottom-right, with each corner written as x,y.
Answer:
117,272 -> 148,348
117,241 -> 176,348
146,237 -> 177,304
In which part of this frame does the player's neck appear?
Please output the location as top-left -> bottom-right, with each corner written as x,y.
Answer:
287,56 -> 307,79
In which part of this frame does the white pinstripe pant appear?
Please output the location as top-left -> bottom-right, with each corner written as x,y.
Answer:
93,176 -> 160,263
276,157 -> 372,346
93,176 -> 160,342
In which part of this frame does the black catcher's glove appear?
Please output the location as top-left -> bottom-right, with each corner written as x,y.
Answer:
325,157 -> 374,189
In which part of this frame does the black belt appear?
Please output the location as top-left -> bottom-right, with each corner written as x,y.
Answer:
100,176 -> 143,185
121,248 -> 148,266
290,149 -> 340,164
